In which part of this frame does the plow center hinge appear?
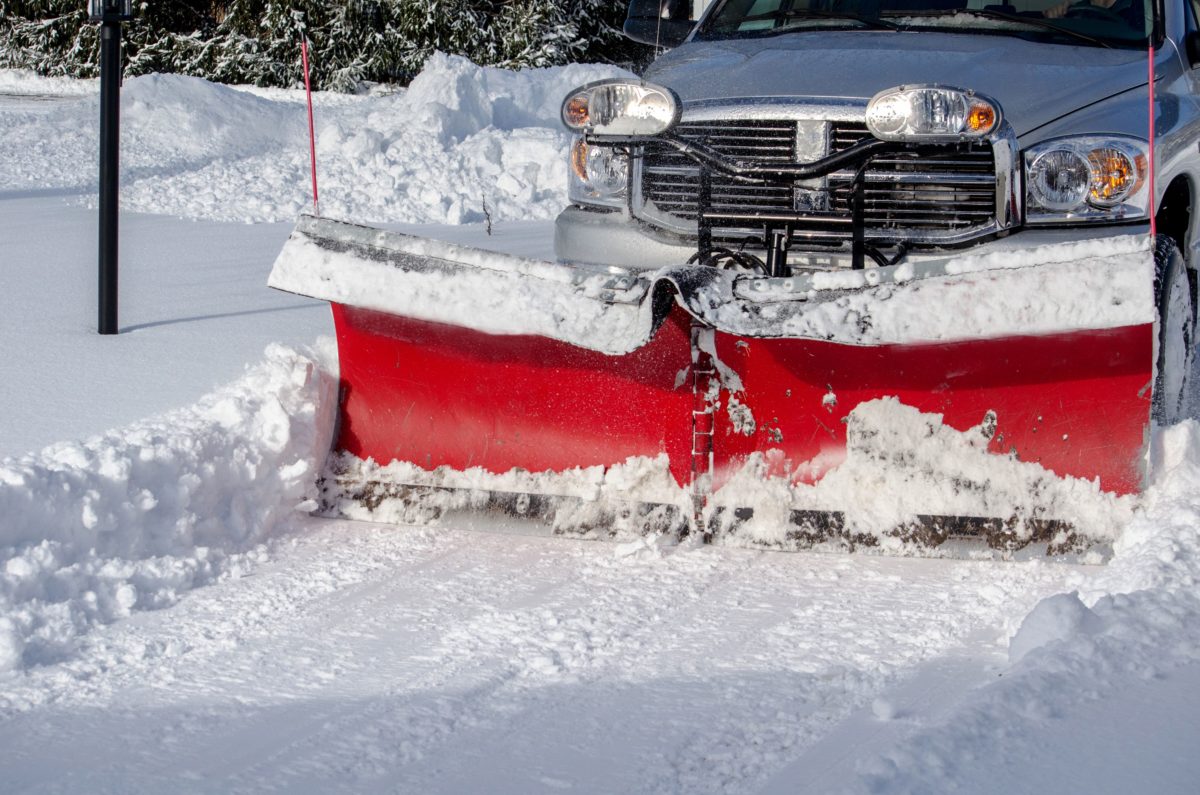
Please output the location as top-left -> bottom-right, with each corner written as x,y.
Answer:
690,323 -> 718,539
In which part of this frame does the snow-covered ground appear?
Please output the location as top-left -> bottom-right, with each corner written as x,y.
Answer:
2,57 -> 1200,793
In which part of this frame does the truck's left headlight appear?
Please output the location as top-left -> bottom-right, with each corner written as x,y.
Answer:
568,136 -> 628,208
1024,136 -> 1149,224
562,80 -> 680,138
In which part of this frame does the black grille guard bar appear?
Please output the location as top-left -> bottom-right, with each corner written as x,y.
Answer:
651,134 -> 905,184
591,133 -> 955,271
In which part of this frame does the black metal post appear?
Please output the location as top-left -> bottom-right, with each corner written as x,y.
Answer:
97,18 -> 121,335
765,228 -> 790,278
697,165 -> 713,259
851,168 -> 866,271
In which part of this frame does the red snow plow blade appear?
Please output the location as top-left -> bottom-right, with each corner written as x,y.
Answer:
271,215 -> 1154,560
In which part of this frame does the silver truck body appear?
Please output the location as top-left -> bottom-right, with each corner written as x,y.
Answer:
268,0 -> 1195,550
555,0 -> 1200,275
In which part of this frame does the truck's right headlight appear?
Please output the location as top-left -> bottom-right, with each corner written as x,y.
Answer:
568,136 -> 628,209
866,86 -> 999,142
1024,136 -> 1149,223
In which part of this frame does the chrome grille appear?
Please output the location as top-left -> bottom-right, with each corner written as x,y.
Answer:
638,120 -> 997,244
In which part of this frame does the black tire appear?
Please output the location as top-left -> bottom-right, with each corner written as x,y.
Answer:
1152,236 -> 1196,424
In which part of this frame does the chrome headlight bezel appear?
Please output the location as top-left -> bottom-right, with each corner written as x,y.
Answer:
1024,136 -> 1150,224
866,85 -> 1001,143
561,79 -> 681,139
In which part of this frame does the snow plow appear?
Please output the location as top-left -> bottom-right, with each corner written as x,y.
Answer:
269,0 -> 1200,559
270,207 -> 1155,559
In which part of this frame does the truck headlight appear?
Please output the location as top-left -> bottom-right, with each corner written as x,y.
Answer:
1024,136 -> 1149,223
866,86 -> 999,142
568,136 -> 628,208
561,80 -> 680,139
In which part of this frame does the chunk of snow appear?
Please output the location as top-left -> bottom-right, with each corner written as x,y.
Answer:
871,698 -> 898,721
1008,591 -> 1104,663
0,616 -> 23,672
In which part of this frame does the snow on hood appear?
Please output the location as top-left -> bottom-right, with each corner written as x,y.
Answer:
648,31 -> 1147,137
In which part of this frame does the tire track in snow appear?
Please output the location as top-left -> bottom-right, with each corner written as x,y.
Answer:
378,549 -> 1089,795
630,556 -> 1091,795
217,531 -> 752,792
0,516 -> 1093,794
0,518 -> 444,713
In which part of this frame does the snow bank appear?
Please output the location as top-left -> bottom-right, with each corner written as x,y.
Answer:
0,69 -> 96,96
0,55 -> 629,224
122,74 -> 300,164
849,421 -> 1200,793
0,345 -> 336,671
1007,591 -> 1104,663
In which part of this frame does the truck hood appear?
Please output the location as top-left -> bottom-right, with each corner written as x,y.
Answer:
645,31 -> 1147,137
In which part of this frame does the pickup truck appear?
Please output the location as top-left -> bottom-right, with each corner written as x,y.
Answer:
554,0 -> 1197,419
271,0 -> 1195,550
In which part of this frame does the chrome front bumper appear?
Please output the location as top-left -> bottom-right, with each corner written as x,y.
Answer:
555,204 -> 1152,273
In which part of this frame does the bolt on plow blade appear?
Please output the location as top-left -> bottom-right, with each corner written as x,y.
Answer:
271,215 -> 1155,562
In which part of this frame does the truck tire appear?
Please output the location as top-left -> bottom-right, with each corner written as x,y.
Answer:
1153,235 -> 1196,424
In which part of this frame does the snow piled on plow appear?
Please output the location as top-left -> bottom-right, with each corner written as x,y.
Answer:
271,228 -> 656,355
712,398 -> 1134,558
321,396 -> 1133,559
271,224 -> 1153,351
714,234 -> 1153,345
0,346 -> 335,672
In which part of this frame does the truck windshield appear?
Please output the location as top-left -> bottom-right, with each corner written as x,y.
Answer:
699,0 -> 1151,47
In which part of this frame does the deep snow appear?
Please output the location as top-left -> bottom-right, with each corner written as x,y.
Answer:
2,57 -> 1200,794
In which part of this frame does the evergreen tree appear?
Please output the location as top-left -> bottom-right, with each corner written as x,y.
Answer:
0,0 -> 638,91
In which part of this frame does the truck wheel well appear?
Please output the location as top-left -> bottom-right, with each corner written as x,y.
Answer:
1157,177 -> 1197,325
1156,177 -> 1191,254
